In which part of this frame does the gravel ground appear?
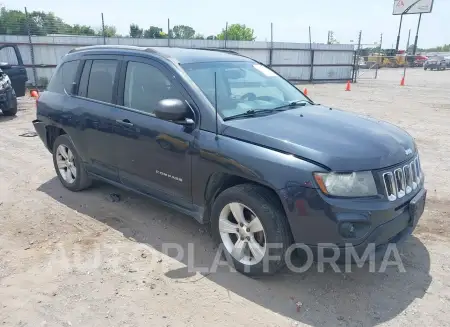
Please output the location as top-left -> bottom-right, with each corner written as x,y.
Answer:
1,68 -> 449,327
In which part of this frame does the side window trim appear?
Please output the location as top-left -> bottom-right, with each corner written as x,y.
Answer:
75,56 -> 122,105
119,57 -> 199,124
69,60 -> 86,96
77,60 -> 92,97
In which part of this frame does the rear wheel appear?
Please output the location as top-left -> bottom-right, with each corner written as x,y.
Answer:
52,134 -> 91,191
211,184 -> 292,276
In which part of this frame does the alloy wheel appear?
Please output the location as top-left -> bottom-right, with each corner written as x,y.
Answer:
218,202 -> 267,265
56,144 -> 77,184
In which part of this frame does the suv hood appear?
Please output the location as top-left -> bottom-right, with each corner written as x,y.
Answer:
222,105 -> 416,171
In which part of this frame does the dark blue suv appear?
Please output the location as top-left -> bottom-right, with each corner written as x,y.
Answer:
33,46 -> 426,275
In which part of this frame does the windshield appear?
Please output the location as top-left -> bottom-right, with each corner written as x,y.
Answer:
181,61 -> 309,119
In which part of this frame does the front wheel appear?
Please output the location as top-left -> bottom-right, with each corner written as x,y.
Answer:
211,184 -> 292,276
424,67 -> 428,70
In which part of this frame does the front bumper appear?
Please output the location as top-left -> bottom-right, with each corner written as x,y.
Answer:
279,181 -> 427,258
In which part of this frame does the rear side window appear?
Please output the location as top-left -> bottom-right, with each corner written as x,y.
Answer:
86,60 -> 118,103
47,60 -> 79,94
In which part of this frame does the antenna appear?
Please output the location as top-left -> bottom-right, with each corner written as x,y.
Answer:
214,71 -> 219,140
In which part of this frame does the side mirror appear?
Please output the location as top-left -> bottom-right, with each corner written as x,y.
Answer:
0,62 -> 11,69
154,99 -> 193,125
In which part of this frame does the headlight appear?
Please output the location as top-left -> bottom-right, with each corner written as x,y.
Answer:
313,171 -> 377,197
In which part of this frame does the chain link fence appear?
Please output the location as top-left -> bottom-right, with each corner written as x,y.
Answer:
1,6 -> 360,87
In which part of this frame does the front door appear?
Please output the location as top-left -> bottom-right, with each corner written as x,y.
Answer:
113,57 -> 195,206
0,45 -> 28,96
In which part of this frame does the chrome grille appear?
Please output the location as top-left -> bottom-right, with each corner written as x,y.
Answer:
383,156 -> 422,201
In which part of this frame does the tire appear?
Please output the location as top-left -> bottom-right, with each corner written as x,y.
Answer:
424,67 -> 427,71
52,134 -> 92,191
1,89 -> 18,116
210,184 -> 292,276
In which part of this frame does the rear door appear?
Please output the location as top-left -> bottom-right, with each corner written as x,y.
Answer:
0,45 -> 28,96
73,56 -> 122,182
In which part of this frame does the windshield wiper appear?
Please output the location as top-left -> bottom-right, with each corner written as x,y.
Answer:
223,109 -> 273,121
223,100 -> 315,121
272,99 -> 314,111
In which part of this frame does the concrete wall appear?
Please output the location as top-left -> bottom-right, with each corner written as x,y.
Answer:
0,35 -> 355,85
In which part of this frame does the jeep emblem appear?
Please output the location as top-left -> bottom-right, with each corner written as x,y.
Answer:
405,148 -> 413,155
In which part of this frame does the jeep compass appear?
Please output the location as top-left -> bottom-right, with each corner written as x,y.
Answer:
33,46 -> 426,275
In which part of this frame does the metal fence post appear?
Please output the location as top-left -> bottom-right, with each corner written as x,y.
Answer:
224,22 -> 228,48
24,7 -> 38,88
101,13 -> 106,45
269,22 -> 273,67
167,18 -> 171,47
352,30 -> 362,83
309,26 -> 313,82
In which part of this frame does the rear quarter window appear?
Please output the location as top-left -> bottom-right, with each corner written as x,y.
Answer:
47,60 -> 80,94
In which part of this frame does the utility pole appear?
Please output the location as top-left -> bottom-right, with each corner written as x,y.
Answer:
403,29 -> 411,79
413,13 -> 422,54
375,33 -> 383,79
395,14 -> 403,52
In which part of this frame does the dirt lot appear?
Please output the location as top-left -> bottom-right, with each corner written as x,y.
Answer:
1,68 -> 450,327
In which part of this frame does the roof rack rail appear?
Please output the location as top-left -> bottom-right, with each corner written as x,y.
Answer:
195,47 -> 240,55
68,45 -> 160,55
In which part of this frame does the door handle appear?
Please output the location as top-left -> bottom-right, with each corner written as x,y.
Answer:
116,119 -> 134,127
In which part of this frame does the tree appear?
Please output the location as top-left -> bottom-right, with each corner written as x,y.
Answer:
0,6 -> 96,36
216,24 -> 255,41
98,25 -> 117,37
129,24 -> 143,38
70,24 -> 96,36
143,26 -> 165,38
327,31 -> 339,44
194,33 -> 205,39
29,11 -> 66,35
171,25 -> 195,39
423,44 -> 450,52
0,7 -> 29,35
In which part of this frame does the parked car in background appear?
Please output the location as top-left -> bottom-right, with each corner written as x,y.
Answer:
424,56 -> 446,70
33,46 -> 426,276
0,45 -> 28,97
0,68 -> 18,116
445,56 -> 450,68
413,55 -> 428,67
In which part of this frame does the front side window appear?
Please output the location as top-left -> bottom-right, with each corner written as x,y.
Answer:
123,61 -> 182,114
86,60 -> 118,103
182,61 -> 309,119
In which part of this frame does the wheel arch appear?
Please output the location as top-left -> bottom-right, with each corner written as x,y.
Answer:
46,125 -> 67,151
203,172 -> 287,222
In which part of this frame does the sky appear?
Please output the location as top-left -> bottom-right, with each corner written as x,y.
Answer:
2,0 -> 448,48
